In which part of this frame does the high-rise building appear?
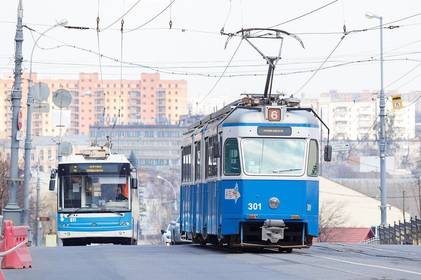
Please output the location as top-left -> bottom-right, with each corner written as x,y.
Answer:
302,90 -> 416,141
0,72 -> 188,138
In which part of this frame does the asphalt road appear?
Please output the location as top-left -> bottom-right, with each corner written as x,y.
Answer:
4,243 -> 421,280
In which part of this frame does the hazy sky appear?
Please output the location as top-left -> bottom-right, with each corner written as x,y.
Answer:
1,0 -> 421,113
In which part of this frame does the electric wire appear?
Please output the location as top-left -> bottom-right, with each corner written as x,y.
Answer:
266,0 -> 339,29
96,0 -> 104,85
220,0 -> 232,33
384,61 -> 421,89
294,33 -> 347,95
124,0 -> 176,33
198,39 -> 243,104
101,0 -> 143,31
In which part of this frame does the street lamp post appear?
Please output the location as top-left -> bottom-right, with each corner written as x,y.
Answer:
366,13 -> 387,226
156,175 -> 177,211
22,20 -> 67,226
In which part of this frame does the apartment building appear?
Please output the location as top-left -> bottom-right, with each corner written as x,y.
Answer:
302,90 -> 416,140
0,72 -> 188,138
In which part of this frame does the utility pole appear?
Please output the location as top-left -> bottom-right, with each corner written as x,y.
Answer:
3,0 -> 24,225
402,190 -> 406,223
418,177 -> 421,217
378,16 -> 387,227
34,162 -> 40,246
367,13 -> 387,226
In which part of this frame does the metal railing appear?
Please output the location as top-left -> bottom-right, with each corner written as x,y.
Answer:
378,216 -> 421,245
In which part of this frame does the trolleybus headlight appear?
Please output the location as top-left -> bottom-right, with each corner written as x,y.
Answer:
269,197 -> 280,209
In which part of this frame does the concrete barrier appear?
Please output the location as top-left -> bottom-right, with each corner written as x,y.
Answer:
0,220 -> 32,269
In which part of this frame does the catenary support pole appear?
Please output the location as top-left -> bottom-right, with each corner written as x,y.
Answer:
3,0 -> 24,225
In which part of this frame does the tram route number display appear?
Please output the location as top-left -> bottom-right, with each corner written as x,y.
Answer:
257,126 -> 292,136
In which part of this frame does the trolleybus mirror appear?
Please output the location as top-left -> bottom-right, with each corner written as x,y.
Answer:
49,169 -> 56,191
49,179 -> 56,191
324,145 -> 332,162
131,178 -> 138,189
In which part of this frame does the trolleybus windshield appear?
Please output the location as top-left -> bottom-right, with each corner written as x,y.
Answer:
58,163 -> 130,212
242,138 -> 306,176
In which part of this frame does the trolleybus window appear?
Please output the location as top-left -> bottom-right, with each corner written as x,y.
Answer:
224,138 -> 241,176
307,139 -> 319,177
57,163 -> 130,212
242,138 -> 306,176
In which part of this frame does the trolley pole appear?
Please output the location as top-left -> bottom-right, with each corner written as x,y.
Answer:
3,0 -> 24,225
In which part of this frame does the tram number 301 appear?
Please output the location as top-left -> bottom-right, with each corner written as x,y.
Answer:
248,202 -> 262,210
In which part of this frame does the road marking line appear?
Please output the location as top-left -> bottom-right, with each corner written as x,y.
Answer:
318,255 -> 421,276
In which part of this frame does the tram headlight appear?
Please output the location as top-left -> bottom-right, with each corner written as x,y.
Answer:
120,221 -> 130,226
269,197 -> 280,209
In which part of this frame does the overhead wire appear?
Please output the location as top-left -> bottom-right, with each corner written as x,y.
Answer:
21,27 -> 421,79
384,61 -> 421,89
266,0 -> 339,29
293,32 -> 347,95
124,0 -> 176,33
101,0 -> 143,32
198,39 -> 243,104
96,0 -> 104,85
220,0 -> 232,34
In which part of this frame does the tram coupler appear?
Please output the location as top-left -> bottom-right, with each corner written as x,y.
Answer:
261,219 -> 285,243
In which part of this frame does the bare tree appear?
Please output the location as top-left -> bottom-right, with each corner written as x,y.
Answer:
318,201 -> 347,242
0,160 -> 9,211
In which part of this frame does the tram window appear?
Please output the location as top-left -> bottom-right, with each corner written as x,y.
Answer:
194,142 -> 201,181
205,136 -> 218,178
181,145 -> 192,182
224,138 -> 241,176
307,140 -> 319,177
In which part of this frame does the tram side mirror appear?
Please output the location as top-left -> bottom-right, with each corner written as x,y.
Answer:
212,142 -> 221,158
324,145 -> 332,162
131,178 -> 138,189
49,169 -> 56,191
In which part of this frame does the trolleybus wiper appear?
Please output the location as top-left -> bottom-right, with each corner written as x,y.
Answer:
272,168 -> 302,173
66,207 -> 83,217
100,206 -> 124,216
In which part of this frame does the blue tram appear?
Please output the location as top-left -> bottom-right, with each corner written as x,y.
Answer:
180,95 -> 331,250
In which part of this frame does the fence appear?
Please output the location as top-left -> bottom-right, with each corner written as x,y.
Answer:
378,216 -> 421,245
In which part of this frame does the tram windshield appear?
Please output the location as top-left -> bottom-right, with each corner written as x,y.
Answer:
58,163 -> 130,212
242,138 -> 306,176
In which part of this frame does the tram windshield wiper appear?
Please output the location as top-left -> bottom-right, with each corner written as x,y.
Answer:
272,168 -> 302,173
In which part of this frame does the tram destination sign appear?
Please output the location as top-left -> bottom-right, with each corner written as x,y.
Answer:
257,126 -> 292,136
